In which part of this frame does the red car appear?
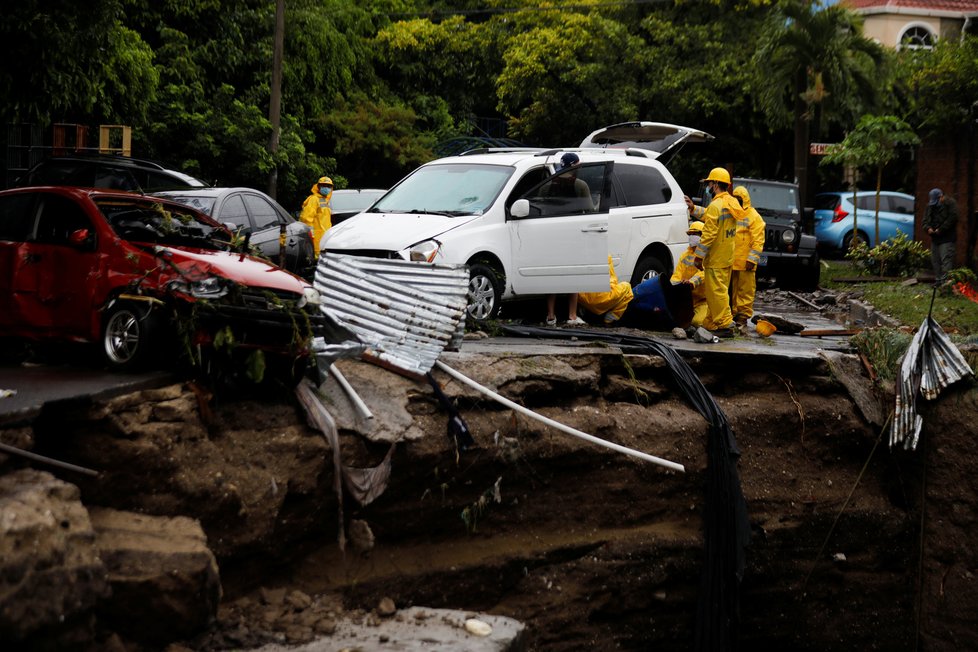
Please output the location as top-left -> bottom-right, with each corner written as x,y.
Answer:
0,186 -> 329,372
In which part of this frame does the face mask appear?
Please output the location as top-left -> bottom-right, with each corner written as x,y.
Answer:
688,234 -> 701,248
320,186 -> 331,196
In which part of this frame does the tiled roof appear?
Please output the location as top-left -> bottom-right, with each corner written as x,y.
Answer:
842,0 -> 978,11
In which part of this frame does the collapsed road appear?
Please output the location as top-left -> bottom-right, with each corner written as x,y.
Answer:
1,287 -> 977,651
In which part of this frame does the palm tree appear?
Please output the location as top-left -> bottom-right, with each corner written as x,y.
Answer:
752,0 -> 887,206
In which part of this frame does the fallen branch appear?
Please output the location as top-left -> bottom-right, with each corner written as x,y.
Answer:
859,352 -> 878,382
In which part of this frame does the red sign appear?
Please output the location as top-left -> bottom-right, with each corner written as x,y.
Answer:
810,142 -> 835,156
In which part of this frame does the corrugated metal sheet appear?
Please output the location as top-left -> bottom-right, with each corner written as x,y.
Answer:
891,316 -> 974,450
313,254 -> 470,376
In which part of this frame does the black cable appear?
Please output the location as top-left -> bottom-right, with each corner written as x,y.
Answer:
501,324 -> 750,651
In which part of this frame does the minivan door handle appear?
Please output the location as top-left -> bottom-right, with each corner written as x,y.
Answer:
581,225 -> 608,233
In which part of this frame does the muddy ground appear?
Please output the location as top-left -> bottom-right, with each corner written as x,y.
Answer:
3,291 -> 978,651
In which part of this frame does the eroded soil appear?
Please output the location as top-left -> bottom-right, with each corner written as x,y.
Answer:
9,324 -> 973,652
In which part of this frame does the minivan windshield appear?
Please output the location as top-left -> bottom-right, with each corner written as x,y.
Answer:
370,163 -> 513,216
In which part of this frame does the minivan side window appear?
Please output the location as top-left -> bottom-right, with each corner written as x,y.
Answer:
615,164 -> 671,206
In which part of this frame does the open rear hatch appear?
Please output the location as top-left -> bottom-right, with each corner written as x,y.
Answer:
579,121 -> 714,164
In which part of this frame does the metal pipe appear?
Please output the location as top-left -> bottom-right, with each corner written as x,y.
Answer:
0,442 -> 98,477
330,364 -> 374,420
434,361 -> 685,473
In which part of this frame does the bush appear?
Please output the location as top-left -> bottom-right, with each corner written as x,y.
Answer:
844,232 -> 929,277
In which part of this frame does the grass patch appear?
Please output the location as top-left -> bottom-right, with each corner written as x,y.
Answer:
821,260 -> 978,336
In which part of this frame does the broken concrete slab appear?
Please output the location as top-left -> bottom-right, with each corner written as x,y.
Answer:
818,350 -> 889,428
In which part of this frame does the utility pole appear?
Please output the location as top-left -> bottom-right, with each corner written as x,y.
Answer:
267,0 -> 285,199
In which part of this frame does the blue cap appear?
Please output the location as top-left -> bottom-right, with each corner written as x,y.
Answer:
929,188 -> 942,206
555,152 -> 580,174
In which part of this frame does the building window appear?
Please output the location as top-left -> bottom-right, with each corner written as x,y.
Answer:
899,24 -> 935,50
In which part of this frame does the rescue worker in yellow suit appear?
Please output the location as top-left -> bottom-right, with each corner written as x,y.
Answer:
693,167 -> 746,338
730,186 -> 766,333
578,256 -> 634,325
300,176 -> 333,255
670,221 -> 708,328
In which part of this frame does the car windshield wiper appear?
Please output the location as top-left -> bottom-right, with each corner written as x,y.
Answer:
403,208 -> 471,217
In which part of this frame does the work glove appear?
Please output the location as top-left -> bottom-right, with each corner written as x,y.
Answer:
745,261 -> 756,272
693,256 -> 703,271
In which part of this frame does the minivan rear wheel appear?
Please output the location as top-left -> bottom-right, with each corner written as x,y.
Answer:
630,256 -> 668,287
467,263 -> 501,321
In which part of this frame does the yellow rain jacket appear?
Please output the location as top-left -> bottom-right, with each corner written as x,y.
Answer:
299,178 -> 333,255
731,186 -> 766,271
579,256 -> 634,323
670,248 -> 707,327
693,191 -> 744,269
730,186 -> 766,322
693,190 -> 745,330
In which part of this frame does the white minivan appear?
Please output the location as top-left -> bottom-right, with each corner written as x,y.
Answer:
320,122 -> 711,319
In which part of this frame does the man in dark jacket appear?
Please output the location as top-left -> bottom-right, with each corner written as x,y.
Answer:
923,187 -> 958,281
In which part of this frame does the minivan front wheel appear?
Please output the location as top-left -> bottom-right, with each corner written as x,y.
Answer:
467,263 -> 501,321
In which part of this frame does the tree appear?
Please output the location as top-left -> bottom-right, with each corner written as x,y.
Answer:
752,0 -> 888,206
821,114 -> 919,248
0,0 -> 158,125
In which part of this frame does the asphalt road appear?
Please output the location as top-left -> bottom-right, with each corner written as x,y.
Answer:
0,362 -> 175,426
0,295 -> 853,425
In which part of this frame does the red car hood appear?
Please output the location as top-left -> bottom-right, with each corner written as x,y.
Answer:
155,246 -> 310,294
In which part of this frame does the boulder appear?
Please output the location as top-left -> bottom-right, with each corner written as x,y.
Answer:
0,469 -> 108,643
89,507 -> 222,646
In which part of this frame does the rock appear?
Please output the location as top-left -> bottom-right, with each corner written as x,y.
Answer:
0,469 -> 109,643
260,587 -> 287,606
285,590 -> 313,611
377,597 -> 397,617
89,507 -> 222,646
752,313 -> 806,334
348,519 -> 375,553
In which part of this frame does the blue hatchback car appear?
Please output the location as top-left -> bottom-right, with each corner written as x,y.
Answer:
814,191 -> 916,251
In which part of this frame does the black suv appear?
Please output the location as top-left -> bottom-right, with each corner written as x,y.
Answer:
697,177 -> 820,290
13,154 -> 208,192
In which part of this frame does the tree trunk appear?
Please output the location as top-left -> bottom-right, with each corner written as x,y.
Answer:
266,0 -> 285,199
793,69 -> 810,209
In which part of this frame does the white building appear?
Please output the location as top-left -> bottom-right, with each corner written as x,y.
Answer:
842,0 -> 978,49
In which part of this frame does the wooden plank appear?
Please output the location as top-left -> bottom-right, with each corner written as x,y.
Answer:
799,329 -> 862,337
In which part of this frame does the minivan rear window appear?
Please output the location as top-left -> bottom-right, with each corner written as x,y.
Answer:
615,163 -> 672,205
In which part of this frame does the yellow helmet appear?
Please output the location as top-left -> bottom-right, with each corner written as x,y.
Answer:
701,167 -> 731,185
687,220 -> 705,235
318,176 -> 333,187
